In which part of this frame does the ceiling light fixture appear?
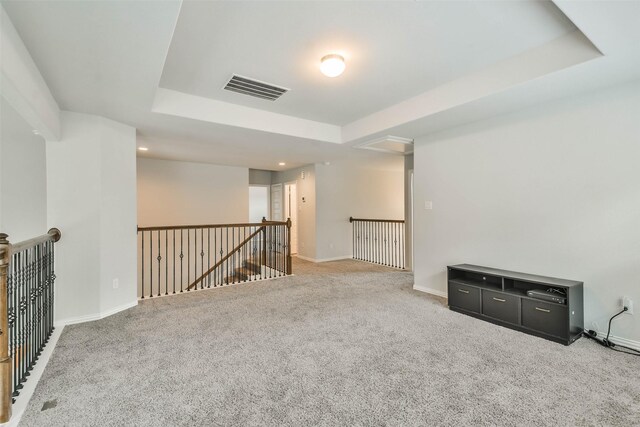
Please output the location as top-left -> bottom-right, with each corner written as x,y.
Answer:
320,54 -> 345,78
138,147 -> 149,151
278,162 -> 286,166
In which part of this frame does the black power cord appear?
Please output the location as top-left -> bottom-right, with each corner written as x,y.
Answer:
583,307 -> 640,357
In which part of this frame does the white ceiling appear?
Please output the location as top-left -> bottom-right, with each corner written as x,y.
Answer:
2,1 -> 640,171
160,1 -> 576,125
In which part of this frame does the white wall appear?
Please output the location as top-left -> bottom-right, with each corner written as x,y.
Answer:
315,159 -> 404,261
98,121 -> 137,314
137,158 -> 249,227
47,111 -> 137,323
0,97 -> 47,242
249,169 -> 272,186
413,81 -> 640,343
272,165 -> 316,260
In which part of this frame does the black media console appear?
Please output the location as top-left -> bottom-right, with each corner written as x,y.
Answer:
447,264 -> 583,345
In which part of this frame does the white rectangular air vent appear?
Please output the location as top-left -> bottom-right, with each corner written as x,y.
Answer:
223,75 -> 289,101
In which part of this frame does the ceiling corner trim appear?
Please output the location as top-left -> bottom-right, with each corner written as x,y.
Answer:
152,88 -> 342,144
341,29 -> 603,144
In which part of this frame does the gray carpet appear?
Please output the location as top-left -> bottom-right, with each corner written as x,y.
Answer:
20,258 -> 640,426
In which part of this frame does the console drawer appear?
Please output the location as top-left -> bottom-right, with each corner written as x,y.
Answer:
448,281 -> 480,313
482,290 -> 518,324
522,299 -> 568,338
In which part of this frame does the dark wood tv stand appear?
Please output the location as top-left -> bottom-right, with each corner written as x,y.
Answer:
447,264 -> 583,345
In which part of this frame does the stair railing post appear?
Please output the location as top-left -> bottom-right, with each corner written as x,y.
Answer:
0,233 -> 12,423
286,218 -> 292,275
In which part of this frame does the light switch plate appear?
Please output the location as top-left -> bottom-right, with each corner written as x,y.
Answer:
424,201 -> 433,210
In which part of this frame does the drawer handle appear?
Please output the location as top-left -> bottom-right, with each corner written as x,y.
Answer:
535,307 -> 551,313
458,289 -> 470,294
492,297 -> 506,303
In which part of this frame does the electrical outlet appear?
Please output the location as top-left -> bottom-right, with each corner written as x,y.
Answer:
622,296 -> 633,315
112,278 -> 119,289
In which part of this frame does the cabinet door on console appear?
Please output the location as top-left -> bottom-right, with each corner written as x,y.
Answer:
448,282 -> 480,313
522,299 -> 568,339
482,290 -> 519,324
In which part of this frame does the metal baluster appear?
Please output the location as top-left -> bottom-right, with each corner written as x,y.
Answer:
357,221 -> 360,260
141,231 -> 144,298
149,231 -> 154,297
180,230 -> 184,293
207,228 -> 211,288
244,227 -> 248,282
17,251 -> 22,389
26,247 -> 32,377
165,230 -> 168,295
172,230 -> 176,294
383,222 -> 387,266
194,228 -> 198,289
9,252 -> 16,397
226,227 -> 229,285
187,229 -> 190,291
157,230 -> 161,297
401,222 -> 405,269
199,228 -> 204,290
391,223 -> 395,268
214,228 -> 218,287
35,244 -> 40,361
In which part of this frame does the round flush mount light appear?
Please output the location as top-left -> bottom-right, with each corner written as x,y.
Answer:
320,54 -> 345,78
278,162 -> 286,166
138,147 -> 149,152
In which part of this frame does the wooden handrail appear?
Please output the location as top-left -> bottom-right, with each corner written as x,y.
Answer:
187,226 -> 265,290
349,217 -> 404,224
11,228 -> 61,253
138,221 -> 286,232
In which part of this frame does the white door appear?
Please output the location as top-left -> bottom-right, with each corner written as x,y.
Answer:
284,183 -> 298,254
270,184 -> 283,221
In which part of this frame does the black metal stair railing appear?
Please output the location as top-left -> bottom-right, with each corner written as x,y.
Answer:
0,228 -> 60,420
137,219 -> 292,299
349,217 -> 405,269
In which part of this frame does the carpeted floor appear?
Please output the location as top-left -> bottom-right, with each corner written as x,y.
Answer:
20,258 -> 639,426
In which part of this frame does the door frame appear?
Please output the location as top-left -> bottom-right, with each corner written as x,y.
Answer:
283,181 -> 298,255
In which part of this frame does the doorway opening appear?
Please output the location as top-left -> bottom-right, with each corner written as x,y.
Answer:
249,186 -> 270,223
284,182 -> 298,254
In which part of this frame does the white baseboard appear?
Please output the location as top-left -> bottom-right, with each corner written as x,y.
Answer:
593,330 -> 640,352
413,285 -> 448,299
1,326 -> 64,427
54,300 -> 138,327
296,255 -> 355,263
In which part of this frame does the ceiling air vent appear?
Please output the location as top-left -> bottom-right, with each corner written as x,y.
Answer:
223,75 -> 289,101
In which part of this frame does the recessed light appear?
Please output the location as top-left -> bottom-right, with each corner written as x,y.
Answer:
138,147 -> 149,151
278,162 -> 286,166
32,129 -> 40,135
320,54 -> 345,78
